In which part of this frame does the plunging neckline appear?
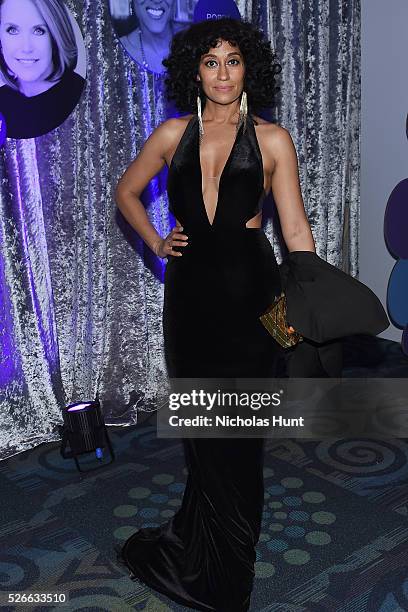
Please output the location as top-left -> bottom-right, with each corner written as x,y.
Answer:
196,115 -> 245,228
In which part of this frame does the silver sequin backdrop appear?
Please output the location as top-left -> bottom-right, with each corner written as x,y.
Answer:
0,0 -> 360,460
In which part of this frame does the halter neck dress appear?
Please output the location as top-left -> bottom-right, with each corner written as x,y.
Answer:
119,113 -> 284,611
164,113 -> 282,378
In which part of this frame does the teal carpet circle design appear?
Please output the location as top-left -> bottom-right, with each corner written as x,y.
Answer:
1,410 -> 408,610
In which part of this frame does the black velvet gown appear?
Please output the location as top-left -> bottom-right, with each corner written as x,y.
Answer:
118,114 -> 284,610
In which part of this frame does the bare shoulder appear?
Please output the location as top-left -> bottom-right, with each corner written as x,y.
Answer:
252,115 -> 292,142
159,114 -> 194,134
153,114 -> 194,163
252,115 -> 296,164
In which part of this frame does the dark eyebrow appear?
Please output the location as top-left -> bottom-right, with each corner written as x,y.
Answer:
201,51 -> 242,59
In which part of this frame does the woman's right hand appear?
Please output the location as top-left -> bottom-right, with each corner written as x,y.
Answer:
155,224 -> 188,258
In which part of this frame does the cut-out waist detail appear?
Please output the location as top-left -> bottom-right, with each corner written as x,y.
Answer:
170,225 -> 265,248
173,212 -> 263,230
168,226 -> 273,265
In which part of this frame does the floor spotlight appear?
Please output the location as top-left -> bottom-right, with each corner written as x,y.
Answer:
58,396 -> 115,472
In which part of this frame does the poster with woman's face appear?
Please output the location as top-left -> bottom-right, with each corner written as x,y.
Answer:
0,0 -> 86,140
109,0 -> 199,74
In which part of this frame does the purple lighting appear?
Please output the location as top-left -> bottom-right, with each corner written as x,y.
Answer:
67,401 -> 95,412
0,112 -> 6,147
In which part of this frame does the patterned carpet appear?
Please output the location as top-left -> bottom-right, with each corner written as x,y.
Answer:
1,335 -> 408,611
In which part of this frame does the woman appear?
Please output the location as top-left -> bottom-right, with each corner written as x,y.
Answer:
0,0 -> 85,138
119,0 -> 177,74
115,17 -> 315,611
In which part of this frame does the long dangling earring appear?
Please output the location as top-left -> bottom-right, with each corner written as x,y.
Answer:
196,88 -> 204,144
238,90 -> 248,134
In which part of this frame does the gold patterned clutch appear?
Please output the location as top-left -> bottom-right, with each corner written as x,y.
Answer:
259,292 -> 303,348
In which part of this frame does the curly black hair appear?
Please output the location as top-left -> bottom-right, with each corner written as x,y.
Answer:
162,17 -> 282,115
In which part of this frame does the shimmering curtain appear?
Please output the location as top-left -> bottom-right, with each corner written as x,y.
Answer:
0,0 -> 360,460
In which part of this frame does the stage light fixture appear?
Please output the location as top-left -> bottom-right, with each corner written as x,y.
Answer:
58,396 -> 115,472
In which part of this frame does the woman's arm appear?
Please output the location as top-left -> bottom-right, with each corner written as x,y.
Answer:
268,126 -> 316,253
115,119 -> 188,257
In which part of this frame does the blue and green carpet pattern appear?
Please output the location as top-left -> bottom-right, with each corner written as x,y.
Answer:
1,336 -> 408,611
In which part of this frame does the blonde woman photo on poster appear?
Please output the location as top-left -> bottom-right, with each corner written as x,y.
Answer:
0,0 -> 86,139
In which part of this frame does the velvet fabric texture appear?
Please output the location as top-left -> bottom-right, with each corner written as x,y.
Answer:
120,114 -> 284,611
279,250 -> 390,377
0,1 -> 361,462
164,114 -> 283,379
